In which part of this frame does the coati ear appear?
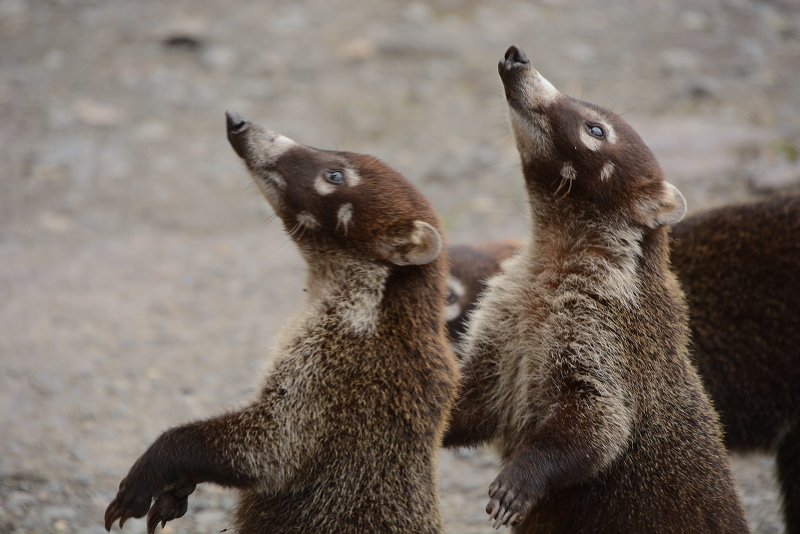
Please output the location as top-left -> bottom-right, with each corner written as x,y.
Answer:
636,182 -> 687,228
380,221 -> 442,266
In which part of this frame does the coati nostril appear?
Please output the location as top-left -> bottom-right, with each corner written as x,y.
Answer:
504,45 -> 529,67
225,111 -> 248,134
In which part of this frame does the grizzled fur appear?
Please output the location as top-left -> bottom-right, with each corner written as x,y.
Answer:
443,45 -> 749,533
104,112 -> 459,534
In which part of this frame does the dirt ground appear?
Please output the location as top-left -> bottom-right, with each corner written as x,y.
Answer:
1,1 -> 799,533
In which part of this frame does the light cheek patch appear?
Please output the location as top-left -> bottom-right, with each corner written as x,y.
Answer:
265,171 -> 287,190
600,162 -> 615,181
336,203 -> 353,234
296,211 -> 320,229
314,175 -> 336,196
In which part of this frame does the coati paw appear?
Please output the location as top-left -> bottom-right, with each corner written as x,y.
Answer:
146,481 -> 197,534
105,472 -> 196,533
485,473 -> 538,530
104,475 -> 157,531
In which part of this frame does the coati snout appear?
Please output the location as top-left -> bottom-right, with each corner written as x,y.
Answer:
226,111 -> 441,267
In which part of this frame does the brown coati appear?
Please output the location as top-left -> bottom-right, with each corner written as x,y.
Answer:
442,45 -> 750,533
445,192 -> 800,533
445,240 -> 523,343
671,192 -> 800,534
104,112 -> 459,534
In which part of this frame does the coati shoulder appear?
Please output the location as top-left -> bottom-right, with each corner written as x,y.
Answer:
443,45 -> 749,533
104,112 -> 459,534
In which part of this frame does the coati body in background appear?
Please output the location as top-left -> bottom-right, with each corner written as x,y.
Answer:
445,240 -> 522,343
443,45 -> 750,533
104,112 -> 459,534
671,193 -> 800,534
445,193 -> 800,533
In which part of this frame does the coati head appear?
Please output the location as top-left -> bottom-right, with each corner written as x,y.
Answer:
498,46 -> 686,231
226,112 -> 442,269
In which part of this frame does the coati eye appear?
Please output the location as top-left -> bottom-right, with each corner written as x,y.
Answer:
587,124 -> 605,139
445,288 -> 458,306
325,170 -> 345,185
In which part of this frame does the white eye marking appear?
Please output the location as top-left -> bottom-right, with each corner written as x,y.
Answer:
579,128 -> 602,151
345,169 -> 361,187
445,276 -> 466,322
336,203 -> 353,235
604,124 -> 617,144
600,162 -> 615,181
314,175 -> 336,196
296,211 -> 320,229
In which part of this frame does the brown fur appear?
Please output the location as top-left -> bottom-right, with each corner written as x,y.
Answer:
671,192 -> 800,533
443,46 -> 749,533
446,192 -> 800,532
104,112 -> 459,534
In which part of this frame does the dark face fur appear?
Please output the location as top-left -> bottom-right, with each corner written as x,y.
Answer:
498,46 -> 685,230
226,112 -> 441,267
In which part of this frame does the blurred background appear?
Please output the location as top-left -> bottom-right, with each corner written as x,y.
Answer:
1,0 -> 798,532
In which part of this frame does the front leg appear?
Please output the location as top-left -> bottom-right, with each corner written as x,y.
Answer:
486,377 -> 632,530
442,347 -> 499,449
105,407 -> 271,532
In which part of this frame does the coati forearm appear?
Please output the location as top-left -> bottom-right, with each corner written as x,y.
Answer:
442,354 -> 500,448
105,403 -> 304,531
486,380 -> 632,526
125,412 -> 264,491
442,381 -> 497,448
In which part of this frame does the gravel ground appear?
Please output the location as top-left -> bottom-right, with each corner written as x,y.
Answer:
1,1 -> 799,533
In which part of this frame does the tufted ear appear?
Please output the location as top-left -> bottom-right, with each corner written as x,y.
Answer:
636,182 -> 686,228
380,221 -> 442,266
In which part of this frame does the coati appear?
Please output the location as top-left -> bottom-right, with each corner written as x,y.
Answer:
442,45 -> 750,532
445,240 -> 522,343
671,193 -> 800,534
445,193 -> 800,533
104,112 -> 459,534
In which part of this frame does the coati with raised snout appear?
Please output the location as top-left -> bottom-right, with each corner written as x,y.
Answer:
104,112 -> 459,534
446,193 -> 800,533
443,45 -> 750,533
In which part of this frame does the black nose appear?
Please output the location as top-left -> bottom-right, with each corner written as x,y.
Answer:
499,45 -> 530,75
226,111 -> 250,158
505,45 -> 529,66
226,111 -> 248,135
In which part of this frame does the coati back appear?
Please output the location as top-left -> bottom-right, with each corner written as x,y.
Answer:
671,193 -> 800,534
443,46 -> 749,533
104,112 -> 459,534
446,193 -> 800,532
